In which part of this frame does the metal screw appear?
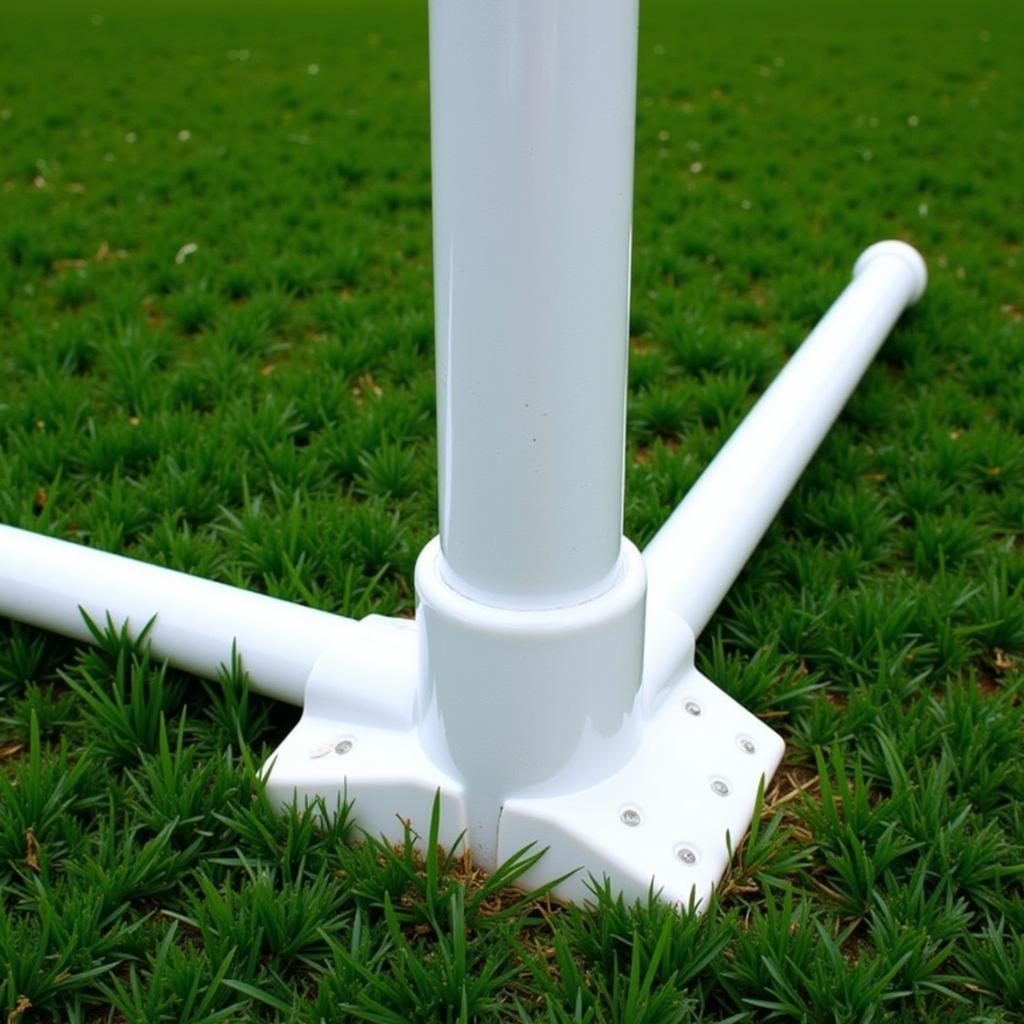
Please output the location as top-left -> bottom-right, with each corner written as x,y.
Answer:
335,739 -> 354,755
620,807 -> 642,827
737,736 -> 756,755
676,846 -> 698,865
684,700 -> 702,717
710,778 -> 731,797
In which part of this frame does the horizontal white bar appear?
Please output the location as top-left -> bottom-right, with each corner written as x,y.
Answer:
0,525 -> 362,705
643,240 -> 927,636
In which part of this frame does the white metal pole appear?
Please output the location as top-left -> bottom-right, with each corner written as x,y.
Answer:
0,524 -> 363,705
429,0 -> 639,610
643,241 -> 927,636
414,0 -> 646,864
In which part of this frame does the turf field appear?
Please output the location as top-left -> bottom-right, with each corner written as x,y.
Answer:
1,0 -> 1023,1019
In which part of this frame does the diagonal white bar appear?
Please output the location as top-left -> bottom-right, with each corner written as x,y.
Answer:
0,525 -> 361,705
643,241 -> 927,636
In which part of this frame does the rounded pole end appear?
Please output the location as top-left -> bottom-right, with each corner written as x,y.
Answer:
853,240 -> 927,305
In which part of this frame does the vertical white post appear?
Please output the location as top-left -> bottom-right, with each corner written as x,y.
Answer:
429,0 -> 639,610
417,0 -> 646,865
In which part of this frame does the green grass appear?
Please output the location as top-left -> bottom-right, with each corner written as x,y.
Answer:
2,0 -> 1023,1019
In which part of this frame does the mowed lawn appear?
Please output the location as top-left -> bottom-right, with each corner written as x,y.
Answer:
1,0 -> 1023,1020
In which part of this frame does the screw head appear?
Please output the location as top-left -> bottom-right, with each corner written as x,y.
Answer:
683,700 -> 702,717
710,778 -> 731,797
335,739 -> 354,755
675,845 -> 698,865
620,807 -> 642,827
737,735 -> 757,755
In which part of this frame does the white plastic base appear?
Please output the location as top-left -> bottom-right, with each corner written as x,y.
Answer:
416,537 -> 649,867
499,663 -> 783,908
262,560 -> 784,909
262,614 -> 470,851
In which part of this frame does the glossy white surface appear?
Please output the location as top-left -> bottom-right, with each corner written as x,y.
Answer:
499,652 -> 785,908
263,615 -> 470,853
430,0 -> 639,609
644,241 -> 927,636
264,595 -> 784,908
0,524 -> 358,705
415,535 -> 647,867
